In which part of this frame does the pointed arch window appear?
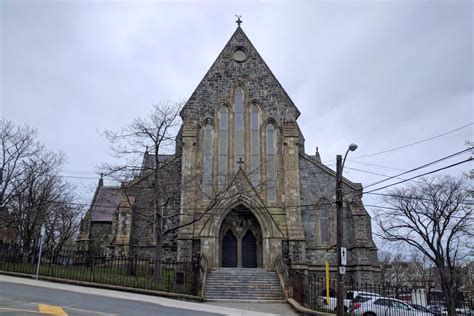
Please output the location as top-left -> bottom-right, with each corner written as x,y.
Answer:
234,87 -> 244,170
218,107 -> 228,186
203,123 -> 213,195
250,105 -> 260,186
320,203 -> 329,246
266,124 -> 276,201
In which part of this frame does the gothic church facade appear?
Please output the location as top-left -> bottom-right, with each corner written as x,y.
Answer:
78,25 -> 380,283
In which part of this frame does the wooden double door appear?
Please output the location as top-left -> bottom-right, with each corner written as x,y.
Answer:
222,230 -> 257,268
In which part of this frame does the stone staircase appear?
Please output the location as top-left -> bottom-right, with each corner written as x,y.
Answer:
203,268 -> 285,302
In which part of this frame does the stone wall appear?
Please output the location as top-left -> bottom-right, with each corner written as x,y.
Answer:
89,222 -> 112,256
126,156 -> 181,262
299,154 -> 380,283
181,27 -> 300,127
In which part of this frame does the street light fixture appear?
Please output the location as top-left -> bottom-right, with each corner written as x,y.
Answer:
336,143 -> 358,316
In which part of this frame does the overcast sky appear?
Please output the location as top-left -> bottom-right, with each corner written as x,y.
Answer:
1,0 -> 472,219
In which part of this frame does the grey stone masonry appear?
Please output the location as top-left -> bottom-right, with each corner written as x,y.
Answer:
181,27 -> 300,126
299,154 -> 380,284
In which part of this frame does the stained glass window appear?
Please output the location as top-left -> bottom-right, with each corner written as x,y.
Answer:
320,204 -> 329,245
203,123 -> 213,195
234,87 -> 244,171
250,105 -> 260,186
266,124 -> 276,201
218,107 -> 228,186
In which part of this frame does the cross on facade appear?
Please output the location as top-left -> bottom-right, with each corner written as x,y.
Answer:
237,157 -> 244,168
235,15 -> 242,27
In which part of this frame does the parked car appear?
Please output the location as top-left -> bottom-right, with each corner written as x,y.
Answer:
350,296 -> 433,316
455,307 -> 474,316
427,305 -> 448,316
317,290 -> 380,311
409,303 -> 434,314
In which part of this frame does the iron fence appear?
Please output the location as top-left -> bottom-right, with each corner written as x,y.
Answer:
290,270 -> 474,315
0,245 -> 198,296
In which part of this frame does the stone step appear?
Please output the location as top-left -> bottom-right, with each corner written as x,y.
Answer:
205,286 -> 282,290
205,288 -> 283,292
204,293 -> 284,297
203,268 -> 284,302
206,279 -> 278,283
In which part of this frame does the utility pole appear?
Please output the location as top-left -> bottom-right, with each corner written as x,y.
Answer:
335,143 -> 357,316
336,154 -> 344,316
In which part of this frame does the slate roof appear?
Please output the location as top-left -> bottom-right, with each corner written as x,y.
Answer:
141,153 -> 173,171
90,186 -> 123,222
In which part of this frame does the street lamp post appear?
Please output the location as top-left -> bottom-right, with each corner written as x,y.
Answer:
336,143 -> 358,316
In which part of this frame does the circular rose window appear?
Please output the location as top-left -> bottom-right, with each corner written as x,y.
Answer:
232,47 -> 247,62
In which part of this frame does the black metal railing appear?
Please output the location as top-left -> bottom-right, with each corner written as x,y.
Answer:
0,245 -> 198,296
289,269 -> 474,315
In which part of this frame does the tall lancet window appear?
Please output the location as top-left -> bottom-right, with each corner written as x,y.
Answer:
218,107 -> 228,186
320,203 -> 329,246
250,105 -> 260,186
203,123 -> 213,196
234,87 -> 244,170
266,124 -> 276,201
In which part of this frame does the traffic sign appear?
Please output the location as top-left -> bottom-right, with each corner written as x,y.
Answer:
339,266 -> 346,274
341,247 -> 347,266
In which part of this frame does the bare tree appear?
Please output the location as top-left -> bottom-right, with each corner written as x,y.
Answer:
376,176 -> 473,316
8,150 -> 67,261
380,252 -> 410,288
101,101 -> 182,279
44,192 -> 83,262
0,120 -> 43,214
408,251 -> 436,289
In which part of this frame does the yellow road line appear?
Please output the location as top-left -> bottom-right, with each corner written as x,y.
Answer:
38,304 -> 68,316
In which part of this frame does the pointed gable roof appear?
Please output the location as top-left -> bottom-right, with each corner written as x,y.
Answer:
181,26 -> 301,123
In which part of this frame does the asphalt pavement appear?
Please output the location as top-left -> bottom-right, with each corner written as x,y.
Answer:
0,275 -> 295,316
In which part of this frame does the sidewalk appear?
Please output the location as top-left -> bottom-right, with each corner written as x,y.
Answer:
0,274 -> 297,316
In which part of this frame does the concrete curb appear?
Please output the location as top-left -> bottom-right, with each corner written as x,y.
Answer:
287,298 -> 335,316
0,270 -> 202,302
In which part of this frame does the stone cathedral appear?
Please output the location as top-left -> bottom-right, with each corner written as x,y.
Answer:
78,24 -> 380,284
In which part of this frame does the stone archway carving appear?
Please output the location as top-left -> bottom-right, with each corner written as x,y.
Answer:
198,194 -> 284,268
218,207 -> 263,268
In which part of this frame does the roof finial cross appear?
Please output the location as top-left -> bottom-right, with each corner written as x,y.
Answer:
235,15 -> 242,27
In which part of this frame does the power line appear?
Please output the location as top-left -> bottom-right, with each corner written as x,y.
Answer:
364,204 -> 472,220
58,175 -> 103,181
323,122 -> 472,163
363,158 -> 473,195
344,160 -> 421,173
364,148 -> 472,189
364,192 -> 474,206
350,122 -> 473,160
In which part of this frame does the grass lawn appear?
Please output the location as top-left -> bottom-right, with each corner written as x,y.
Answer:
0,260 -> 193,294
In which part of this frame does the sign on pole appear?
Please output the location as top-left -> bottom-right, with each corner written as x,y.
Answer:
339,266 -> 346,274
341,247 -> 347,266
36,224 -> 45,280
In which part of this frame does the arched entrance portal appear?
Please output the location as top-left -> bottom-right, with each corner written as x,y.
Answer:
219,206 -> 263,268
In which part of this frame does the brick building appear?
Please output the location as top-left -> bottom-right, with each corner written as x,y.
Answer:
78,24 -> 380,284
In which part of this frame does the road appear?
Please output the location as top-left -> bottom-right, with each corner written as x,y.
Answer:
0,281 -> 222,316
0,275 -> 291,316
